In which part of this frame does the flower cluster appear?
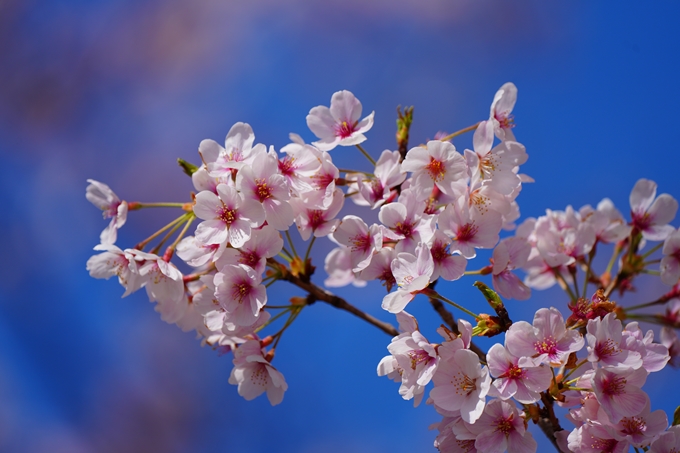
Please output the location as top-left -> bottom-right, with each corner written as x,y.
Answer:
86,84 -> 680,452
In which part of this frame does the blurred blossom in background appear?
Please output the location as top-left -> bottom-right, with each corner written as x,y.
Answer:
1,1 -> 680,452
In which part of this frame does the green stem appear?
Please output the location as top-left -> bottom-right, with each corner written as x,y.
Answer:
641,242 -> 663,259
304,236 -> 316,263
285,230 -> 299,258
151,215 -> 188,255
427,291 -> 479,319
168,214 -> 195,251
272,307 -> 302,348
136,214 -> 187,250
642,269 -> 660,276
554,271 -> 577,302
642,259 -> 661,266
464,269 -> 486,275
605,243 -> 623,275
582,248 -> 596,299
563,359 -> 588,381
265,279 -> 278,288
438,122 -> 481,142
254,307 -> 291,333
625,298 -> 667,311
277,252 -> 292,263
355,144 -> 376,166
135,202 -> 188,208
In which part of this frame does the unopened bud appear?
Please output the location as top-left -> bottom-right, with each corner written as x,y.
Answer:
177,158 -> 199,176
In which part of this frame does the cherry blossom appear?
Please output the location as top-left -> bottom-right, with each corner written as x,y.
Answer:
200,122 -> 266,177
466,398 -> 537,453
381,243 -> 434,313
332,215 -> 383,272
401,140 -> 467,197
216,225 -> 283,275
214,264 -> 267,327
489,82 -> 518,141
491,237 -> 531,300
193,183 -> 265,248
86,244 -> 143,297
290,188 -> 344,241
630,178 -> 678,241
592,367 -> 649,423
661,228 -> 680,285
229,340 -> 287,405
438,195 -> 502,259
306,90 -> 374,151
86,179 -> 128,245
485,343 -> 551,404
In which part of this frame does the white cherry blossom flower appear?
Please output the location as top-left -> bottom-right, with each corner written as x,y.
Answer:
306,90 -> 374,152
630,178 -> 678,241
401,140 -> 467,198
86,179 -> 128,245
229,340 -> 287,405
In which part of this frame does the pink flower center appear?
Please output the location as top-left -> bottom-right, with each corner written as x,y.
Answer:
501,365 -> 525,380
455,439 -> 476,453
493,415 -> 514,436
631,210 -> 651,231
335,120 -> 358,139
255,178 -> 272,202
232,281 -> 252,303
426,157 -> 446,182
595,339 -> 620,359
495,112 -> 515,130
311,172 -> 335,190
450,372 -> 476,396
589,438 -> 617,453
219,206 -> 238,225
620,416 -> 646,436
533,336 -> 558,357
395,221 -> 414,239
457,223 -> 479,242
309,210 -> 325,230
239,250 -> 261,268
602,375 -> 627,396
350,233 -> 371,252
407,349 -> 432,370
431,242 -> 450,264
278,156 -> 295,177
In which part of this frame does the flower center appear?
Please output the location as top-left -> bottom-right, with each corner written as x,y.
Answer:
595,339 -> 620,359
426,157 -> 446,182
278,156 -> 295,177
620,416 -> 646,436
239,250 -> 260,268
255,178 -> 272,202
350,234 -> 371,252
309,210 -> 325,230
533,336 -> 558,356
395,221 -> 414,238
494,415 -> 514,436
407,350 -> 431,370
602,375 -> 627,396
335,120 -> 358,139
457,222 -> 479,242
450,372 -> 476,396
232,282 -> 251,303
219,207 -> 238,225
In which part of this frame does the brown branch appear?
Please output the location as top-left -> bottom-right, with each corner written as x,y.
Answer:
274,263 -> 398,336
538,392 -> 565,452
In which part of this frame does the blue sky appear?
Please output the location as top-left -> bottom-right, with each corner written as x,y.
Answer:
1,1 -> 680,452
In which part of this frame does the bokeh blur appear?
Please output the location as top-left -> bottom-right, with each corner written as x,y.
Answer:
2,1 -> 680,452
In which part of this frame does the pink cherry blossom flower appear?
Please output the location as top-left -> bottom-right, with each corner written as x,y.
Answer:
467,399 -> 537,453
430,349 -> 491,423
568,424 -> 629,453
290,188 -> 344,241
127,249 -> 185,304
298,151 -> 339,209
438,195 -> 502,259
176,236 -> 221,267
306,90 -> 374,152
661,228 -> 680,285
586,313 -> 643,370
216,225 -> 283,275
486,344 -> 551,404
401,140 -> 467,197
620,322 -> 670,373
610,401 -> 668,448
630,179 -> 678,241
193,184 -> 265,248
428,230 -> 467,281
383,320 -> 439,406
649,426 -> 680,453
466,120 -> 527,195
86,179 -> 128,245
592,367 -> 649,423
200,122 -> 266,177
492,237 -> 531,300
378,188 -> 437,253
214,264 -> 267,327
236,155 -> 294,231
660,326 -> 680,367
332,215 -> 383,272
381,243 -> 434,314
278,139 -> 323,195
228,340 -> 287,405
505,307 -> 584,366
580,198 -> 631,244
359,247 -> 397,292
323,246 -> 367,288
489,82 -> 518,141
354,149 -> 406,209
86,244 -> 143,297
